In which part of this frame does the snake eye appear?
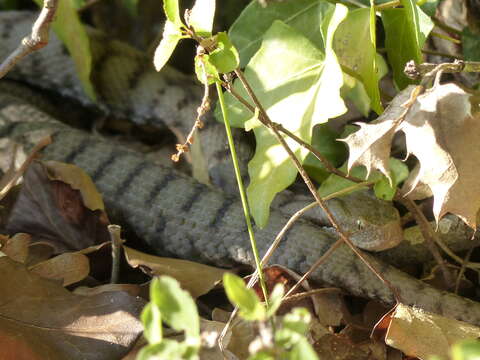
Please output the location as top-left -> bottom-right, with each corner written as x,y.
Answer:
356,219 -> 365,230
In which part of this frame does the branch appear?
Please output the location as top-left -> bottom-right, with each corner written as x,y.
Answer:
404,60 -> 480,80
0,0 -> 58,79
234,68 -> 401,302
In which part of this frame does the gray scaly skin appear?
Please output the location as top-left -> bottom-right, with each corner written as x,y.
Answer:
0,10 -> 249,192
0,11 -> 407,251
3,91 -> 480,327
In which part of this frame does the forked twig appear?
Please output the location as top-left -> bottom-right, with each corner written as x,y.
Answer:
233,68 -> 401,302
0,0 -> 58,79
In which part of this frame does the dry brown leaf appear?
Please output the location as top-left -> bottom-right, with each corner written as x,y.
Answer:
400,83 -> 480,227
343,83 -> 480,228
29,252 -> 90,286
6,161 -> 110,252
73,283 -> 142,297
375,303 -> 480,360
341,87 -> 413,180
0,257 -> 145,360
124,246 -> 228,298
25,241 -> 56,267
0,233 -> 31,263
44,160 -> 105,212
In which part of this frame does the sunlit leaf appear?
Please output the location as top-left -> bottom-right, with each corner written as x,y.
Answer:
154,20 -> 185,71
188,0 -> 215,36
382,5 -> 433,88
32,0 -> 95,99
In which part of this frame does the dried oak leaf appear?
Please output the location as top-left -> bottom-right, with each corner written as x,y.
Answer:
6,161 -> 110,252
0,257 -> 145,360
400,83 -> 480,227
373,303 -> 480,360
341,86 -> 414,180
343,83 -> 480,228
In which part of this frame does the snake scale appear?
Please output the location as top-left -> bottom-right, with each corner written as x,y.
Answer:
2,89 -> 480,327
2,10 -> 480,326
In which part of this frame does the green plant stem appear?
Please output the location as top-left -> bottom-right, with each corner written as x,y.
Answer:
374,0 -> 399,11
430,31 -> 461,44
215,81 -> 269,307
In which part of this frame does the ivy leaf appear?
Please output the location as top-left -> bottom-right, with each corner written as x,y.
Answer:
150,276 -> 200,340
163,0 -> 184,28
194,54 -> 220,85
236,9 -> 346,227
33,0 -> 95,99
229,0 -> 333,66
303,124 -> 347,183
141,303 -> 163,344
188,0 -> 215,36
333,8 -> 383,114
208,32 -> 240,73
223,273 -> 266,321
318,158 -> 408,201
382,5 -> 433,89
153,21 -> 185,72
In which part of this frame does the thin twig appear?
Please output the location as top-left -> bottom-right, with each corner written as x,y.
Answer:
282,287 -> 343,304
397,196 -> 454,288
421,48 -> 463,60
0,136 -> 52,201
0,0 -> 58,79
455,243 -> 475,294
234,68 -> 402,302
108,224 -> 123,284
224,83 -> 362,183
432,17 -> 462,37
171,53 -> 210,162
404,60 -> 480,80
246,182 -> 374,290
283,239 -> 344,300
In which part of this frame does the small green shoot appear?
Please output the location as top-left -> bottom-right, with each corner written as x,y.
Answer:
137,276 -> 200,360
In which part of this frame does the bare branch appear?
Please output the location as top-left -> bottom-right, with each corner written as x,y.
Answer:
0,0 -> 58,79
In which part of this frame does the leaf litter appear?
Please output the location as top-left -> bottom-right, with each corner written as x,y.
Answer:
3,83 -> 480,358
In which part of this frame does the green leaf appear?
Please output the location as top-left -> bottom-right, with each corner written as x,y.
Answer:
318,158 -> 408,200
153,20 -> 184,71
136,340 -> 193,360
32,0 -> 95,100
223,273 -> 266,321
451,340 -> 480,360
194,54 -> 220,84
342,73 -> 371,117
373,158 -> 409,200
229,0 -> 333,67
289,337 -> 319,360
150,276 -> 200,339
382,5 -> 433,89
235,6 -> 346,227
208,32 -> 240,73
303,124 -> 347,184
141,303 -> 163,344
188,0 -> 215,36
282,308 -> 311,336
266,284 -> 284,318
334,8 -> 383,114
163,0 -> 184,28
462,28 -> 480,61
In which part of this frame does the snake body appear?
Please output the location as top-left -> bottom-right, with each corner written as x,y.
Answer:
3,11 -> 480,326
2,90 -> 480,327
